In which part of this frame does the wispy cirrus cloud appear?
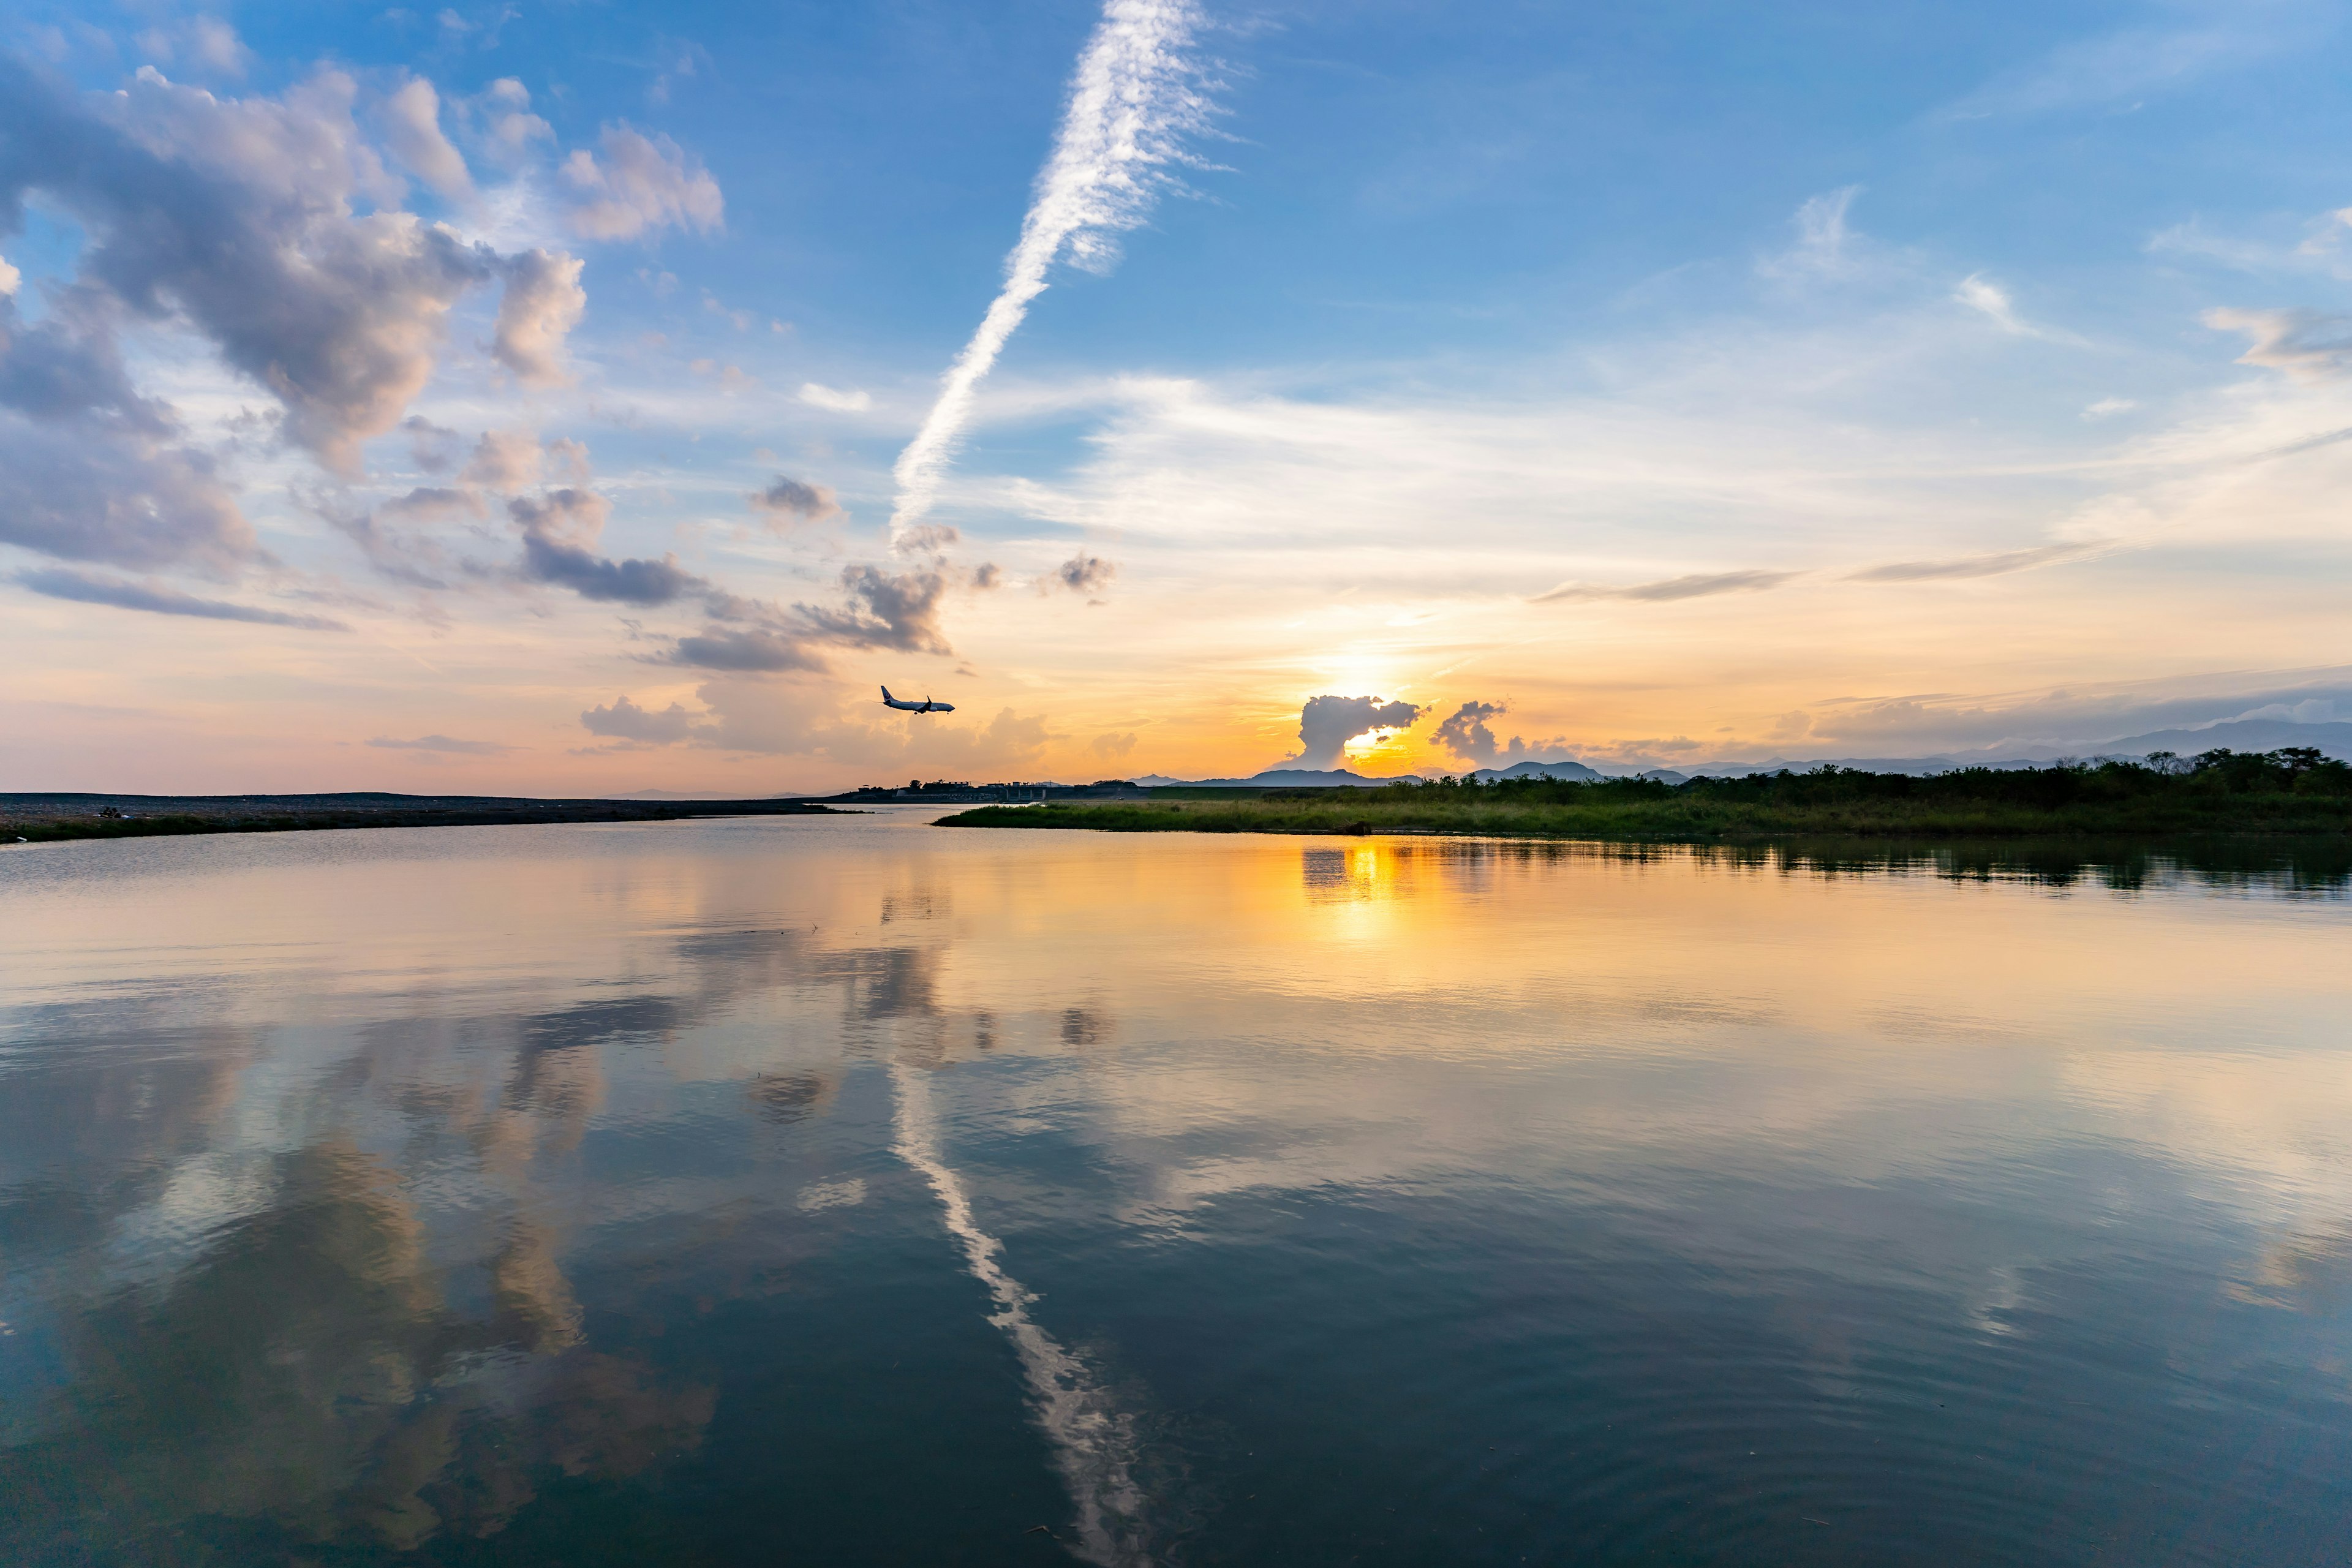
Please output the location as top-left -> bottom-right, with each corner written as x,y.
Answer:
15,568 -> 349,630
1847,541 -> 2106,582
1534,569 -> 1801,605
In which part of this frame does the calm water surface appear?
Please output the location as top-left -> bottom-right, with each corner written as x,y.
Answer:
2,812 -> 2349,1566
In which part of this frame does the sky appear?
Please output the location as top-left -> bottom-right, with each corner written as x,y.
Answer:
2,0 -> 2350,793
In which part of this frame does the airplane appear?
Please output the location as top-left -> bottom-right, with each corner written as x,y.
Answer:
881,686 -> 954,714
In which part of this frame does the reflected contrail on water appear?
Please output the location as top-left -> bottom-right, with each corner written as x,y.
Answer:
888,1060 -> 1153,1564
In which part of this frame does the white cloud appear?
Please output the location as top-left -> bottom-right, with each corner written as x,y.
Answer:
378,76 -> 472,200
1760,186 -> 1863,279
2083,397 -> 2137,419
560,124 -> 723,241
493,248 -> 587,385
798,382 -> 872,413
1953,273 -> 2084,343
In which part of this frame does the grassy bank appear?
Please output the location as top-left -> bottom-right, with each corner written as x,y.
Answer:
2,793 -> 842,845
938,752 -> 2352,843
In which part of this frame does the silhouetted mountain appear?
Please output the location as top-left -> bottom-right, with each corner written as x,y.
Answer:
1464,759 -> 1604,783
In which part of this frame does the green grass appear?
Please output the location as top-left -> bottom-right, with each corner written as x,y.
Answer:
937,755 -> 2352,843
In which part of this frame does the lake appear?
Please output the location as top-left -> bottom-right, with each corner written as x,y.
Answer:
2,812 -> 2348,1566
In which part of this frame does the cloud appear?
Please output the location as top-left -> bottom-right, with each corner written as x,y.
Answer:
1433,699 -> 1506,766
475,78 -> 553,162
2206,307 -> 2352,381
367,733 -> 514,754
1041,552 -> 1115,595
749,476 -> 843,529
504,486 -> 709,605
0,256 -> 255,571
15,567 -> 346,628
1289,694 -> 1425,770
0,414 -> 253,573
666,627 -> 827,673
519,536 -> 706,605
0,60 -> 511,477
798,382 -> 872,413
403,415 -> 464,472
378,485 -> 484,522
1090,731 -> 1137,760
1848,541 -> 2103,582
1953,273 -> 2082,342
1760,186 -> 1863,278
560,124 -> 724,241
798,564 -> 954,654
134,17 -> 253,79
2083,397 -> 2138,420
887,0 -> 1215,539
462,429 -> 552,491
493,249 -> 587,386
1534,568 -> 1800,604
581,695 -> 700,742
377,76 -> 472,200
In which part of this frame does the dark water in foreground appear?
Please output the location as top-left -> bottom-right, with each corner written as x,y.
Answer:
2,814 -> 2349,1566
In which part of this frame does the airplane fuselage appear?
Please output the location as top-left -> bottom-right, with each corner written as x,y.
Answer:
881,686 -> 954,714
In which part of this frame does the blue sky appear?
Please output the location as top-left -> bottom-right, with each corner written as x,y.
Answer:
2,0 -> 2349,790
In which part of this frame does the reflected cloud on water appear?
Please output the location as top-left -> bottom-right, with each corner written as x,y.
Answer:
0,818 -> 2348,1564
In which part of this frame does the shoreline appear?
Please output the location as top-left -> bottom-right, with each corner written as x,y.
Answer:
1,792 -> 846,846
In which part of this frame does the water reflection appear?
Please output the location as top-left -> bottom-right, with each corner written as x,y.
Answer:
0,817 -> 2348,1565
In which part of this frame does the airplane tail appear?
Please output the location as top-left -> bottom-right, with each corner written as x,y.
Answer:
880,685 -> 894,702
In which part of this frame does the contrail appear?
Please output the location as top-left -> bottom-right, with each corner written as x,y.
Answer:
888,0 -> 1213,544
889,1059 -> 1153,1564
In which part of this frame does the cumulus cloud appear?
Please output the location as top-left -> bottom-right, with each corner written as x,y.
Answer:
15,566 -> 346,628
0,249 -> 255,571
2207,307 -> 2352,381
798,564 -> 953,654
1040,551 -> 1115,595
1533,568 -> 1800,604
493,249 -> 587,386
1091,731 -> 1138,760
135,17 -> 253,79
1433,699 -> 1506,766
0,53 -> 624,606
560,124 -> 724,241
0,60 -> 502,477
461,428 -> 551,491
377,484 -> 484,522
666,627 -> 827,673
749,476 -> 842,529
1288,694 -> 1425,770
402,415 -> 464,472
510,489 -> 707,606
377,76 -> 472,200
581,694 -> 701,742
474,78 -> 552,162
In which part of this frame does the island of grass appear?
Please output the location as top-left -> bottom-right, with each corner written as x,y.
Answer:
937,748 -> 2352,842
